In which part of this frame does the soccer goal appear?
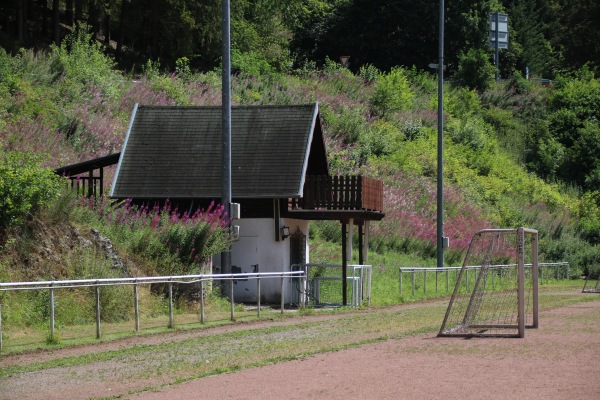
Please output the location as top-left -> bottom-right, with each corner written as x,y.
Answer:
582,270 -> 600,293
438,228 -> 539,338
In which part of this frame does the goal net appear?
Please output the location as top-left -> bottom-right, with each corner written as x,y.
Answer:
439,228 -> 539,338
582,270 -> 600,293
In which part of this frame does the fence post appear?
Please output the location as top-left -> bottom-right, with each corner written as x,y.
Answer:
301,274 -> 307,307
280,276 -> 285,314
134,282 -> 140,333
95,284 -> 101,339
50,283 -> 55,341
411,269 -> 415,296
435,269 -> 438,293
0,302 -> 3,353
168,281 -> 174,329
230,278 -> 235,321
446,269 -> 449,291
399,269 -> 403,295
257,276 -> 261,318
423,269 -> 427,294
200,280 -> 205,324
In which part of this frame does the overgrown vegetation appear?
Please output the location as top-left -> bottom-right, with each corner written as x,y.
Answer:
1,28 -> 600,337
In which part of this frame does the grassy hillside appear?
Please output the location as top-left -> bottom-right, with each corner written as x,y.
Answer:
1,31 -> 599,298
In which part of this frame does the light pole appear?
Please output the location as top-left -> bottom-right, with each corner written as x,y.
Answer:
221,0 -> 232,292
436,0 -> 445,269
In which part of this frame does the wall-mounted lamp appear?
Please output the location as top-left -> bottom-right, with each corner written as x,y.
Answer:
280,226 -> 290,240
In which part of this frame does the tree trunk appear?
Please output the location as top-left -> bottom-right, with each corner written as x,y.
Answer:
53,0 -> 60,45
116,0 -> 125,58
66,0 -> 74,26
42,0 -> 48,38
104,13 -> 111,45
75,0 -> 83,23
88,0 -> 99,37
18,0 -> 24,44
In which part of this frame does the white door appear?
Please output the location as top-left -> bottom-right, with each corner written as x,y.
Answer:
231,236 -> 259,301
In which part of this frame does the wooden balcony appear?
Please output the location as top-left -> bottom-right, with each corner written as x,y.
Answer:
286,175 -> 384,221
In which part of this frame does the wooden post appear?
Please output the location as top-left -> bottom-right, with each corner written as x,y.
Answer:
517,227 -> 525,338
358,223 -> 363,265
0,302 -> 3,353
532,232 -> 539,328
88,170 -> 93,198
342,221 -> 347,306
347,219 -> 353,262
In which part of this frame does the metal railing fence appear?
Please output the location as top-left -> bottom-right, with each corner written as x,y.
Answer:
399,262 -> 569,297
0,271 -> 305,353
291,263 -> 372,307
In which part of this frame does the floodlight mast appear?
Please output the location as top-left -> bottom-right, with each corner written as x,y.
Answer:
221,0 -> 232,292
436,0 -> 445,269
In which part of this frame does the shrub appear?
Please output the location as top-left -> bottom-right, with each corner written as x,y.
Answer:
0,151 -> 62,229
359,64 -> 379,83
370,67 -> 414,117
455,48 -> 496,92
49,25 -> 119,99
320,105 -> 366,144
446,116 -> 494,150
84,198 -> 233,275
232,49 -> 274,77
446,87 -> 482,119
359,120 -> 402,157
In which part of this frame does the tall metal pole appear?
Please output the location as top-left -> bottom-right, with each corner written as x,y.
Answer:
495,11 -> 500,81
221,0 -> 232,293
436,0 -> 445,269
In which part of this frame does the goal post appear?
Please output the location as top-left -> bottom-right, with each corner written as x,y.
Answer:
582,270 -> 600,293
438,227 -> 539,338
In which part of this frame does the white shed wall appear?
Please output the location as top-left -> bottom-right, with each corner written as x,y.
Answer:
213,218 -> 309,304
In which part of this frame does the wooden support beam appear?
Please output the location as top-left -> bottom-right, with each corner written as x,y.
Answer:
342,221 -> 347,306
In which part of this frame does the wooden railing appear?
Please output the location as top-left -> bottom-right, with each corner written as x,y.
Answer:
291,175 -> 383,212
55,153 -> 120,199
67,175 -> 103,199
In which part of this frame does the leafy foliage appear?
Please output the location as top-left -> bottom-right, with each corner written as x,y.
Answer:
82,199 -> 233,275
535,68 -> 600,188
0,151 -> 62,229
455,48 -> 496,92
0,31 -> 598,279
49,26 -> 119,99
370,67 -> 414,117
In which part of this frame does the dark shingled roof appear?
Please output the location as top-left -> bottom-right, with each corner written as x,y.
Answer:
110,103 -> 328,199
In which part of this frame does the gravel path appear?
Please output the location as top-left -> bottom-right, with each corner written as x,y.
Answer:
1,296 -> 599,399
131,299 -> 600,400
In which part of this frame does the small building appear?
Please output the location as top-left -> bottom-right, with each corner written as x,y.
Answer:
59,103 -> 385,304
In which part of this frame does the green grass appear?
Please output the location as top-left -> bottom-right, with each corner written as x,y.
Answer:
1,284 -> 595,381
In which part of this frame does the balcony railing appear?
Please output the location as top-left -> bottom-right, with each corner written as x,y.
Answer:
290,175 -> 384,212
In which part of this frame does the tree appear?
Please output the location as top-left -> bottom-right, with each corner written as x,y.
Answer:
53,0 -> 60,45
455,48 -> 496,91
231,0 -> 294,74
545,68 -> 600,187
118,0 -> 221,70
505,0 -> 557,78
555,0 -> 600,72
